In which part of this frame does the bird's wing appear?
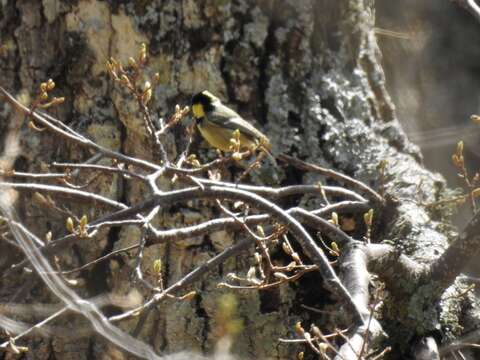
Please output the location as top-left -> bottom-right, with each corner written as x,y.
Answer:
208,103 -> 267,141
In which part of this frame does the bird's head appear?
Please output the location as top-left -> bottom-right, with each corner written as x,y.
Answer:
191,90 -> 220,119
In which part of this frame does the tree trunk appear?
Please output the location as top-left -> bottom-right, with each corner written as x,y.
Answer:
0,1 -> 477,359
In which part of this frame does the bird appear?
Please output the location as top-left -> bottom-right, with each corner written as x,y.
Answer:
191,90 -> 274,163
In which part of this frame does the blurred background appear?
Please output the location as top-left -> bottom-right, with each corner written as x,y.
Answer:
377,0 -> 480,227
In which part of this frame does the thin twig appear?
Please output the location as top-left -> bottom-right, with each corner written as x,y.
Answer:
454,0 -> 480,23
278,154 -> 384,205
0,87 -> 160,171
109,237 -> 253,322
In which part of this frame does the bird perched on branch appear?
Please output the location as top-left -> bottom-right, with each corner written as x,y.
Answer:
191,90 -> 275,164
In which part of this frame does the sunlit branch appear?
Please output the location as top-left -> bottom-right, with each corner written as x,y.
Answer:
0,87 -> 160,172
278,154 -> 384,204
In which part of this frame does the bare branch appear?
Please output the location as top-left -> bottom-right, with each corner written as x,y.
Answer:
278,154 -> 384,205
0,87 -> 160,172
335,242 -> 385,359
60,243 -> 140,274
96,185 -> 367,325
198,179 -> 368,203
52,162 -> 147,181
0,200 -> 166,359
453,0 -> 480,23
0,182 -> 126,209
430,210 -> 480,291
109,237 -> 253,322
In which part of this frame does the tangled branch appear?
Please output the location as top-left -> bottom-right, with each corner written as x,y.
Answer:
0,44 -> 476,359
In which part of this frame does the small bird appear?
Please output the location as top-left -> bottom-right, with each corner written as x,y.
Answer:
191,90 -> 272,156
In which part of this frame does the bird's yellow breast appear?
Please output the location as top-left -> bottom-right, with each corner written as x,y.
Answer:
198,118 -> 257,152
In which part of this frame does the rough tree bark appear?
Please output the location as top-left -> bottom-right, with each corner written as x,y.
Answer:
1,1 -> 479,359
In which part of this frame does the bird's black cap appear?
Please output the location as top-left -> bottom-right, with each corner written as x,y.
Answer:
191,90 -> 218,111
